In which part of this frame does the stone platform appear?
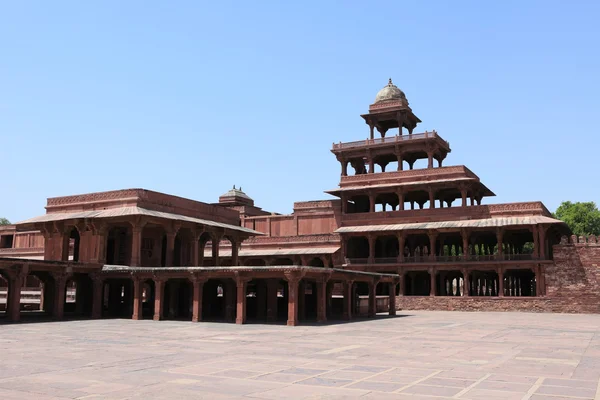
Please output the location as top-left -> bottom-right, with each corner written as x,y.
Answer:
1,311 -> 599,399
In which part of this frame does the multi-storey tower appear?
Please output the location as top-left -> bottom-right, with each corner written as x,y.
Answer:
327,79 -> 566,298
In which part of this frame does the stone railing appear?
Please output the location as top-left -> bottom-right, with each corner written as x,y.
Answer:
339,165 -> 477,186
332,131 -> 449,151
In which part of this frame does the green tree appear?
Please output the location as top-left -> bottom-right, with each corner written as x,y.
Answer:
554,201 -> 600,236
0,217 -> 10,225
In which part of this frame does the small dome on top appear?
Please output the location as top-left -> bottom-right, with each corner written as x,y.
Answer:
221,185 -> 252,201
374,78 -> 407,103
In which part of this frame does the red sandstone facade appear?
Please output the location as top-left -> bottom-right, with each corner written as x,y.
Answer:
1,80 -> 597,325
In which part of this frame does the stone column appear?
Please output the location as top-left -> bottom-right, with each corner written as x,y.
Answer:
190,277 -> 204,322
369,122 -> 375,140
461,188 -> 467,207
132,276 -> 143,320
389,282 -> 396,316
497,267 -> 504,297
165,232 -> 176,267
52,273 -> 69,320
496,228 -> 504,260
428,188 -> 435,209
428,232 -> 437,260
342,280 -> 353,320
235,277 -> 248,324
368,280 -> 377,318
369,193 -> 375,213
462,268 -> 469,297
286,275 -> 300,326
231,238 -> 239,266
316,277 -> 327,323
266,279 -> 278,322
427,152 -> 433,169
211,233 -> 222,266
396,154 -> 403,171
91,275 -> 104,319
190,232 -> 200,266
397,191 -> 404,211
368,234 -> 376,264
7,270 -> 24,322
532,225 -> 539,259
462,230 -> 469,260
429,268 -> 436,296
341,160 -> 348,177
397,233 -> 405,262
153,278 -> 165,321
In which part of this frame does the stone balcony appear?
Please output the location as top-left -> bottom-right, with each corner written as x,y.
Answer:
331,131 -> 449,152
345,254 -> 540,266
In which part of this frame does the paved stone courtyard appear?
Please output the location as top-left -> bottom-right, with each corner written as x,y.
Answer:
1,311 -> 600,399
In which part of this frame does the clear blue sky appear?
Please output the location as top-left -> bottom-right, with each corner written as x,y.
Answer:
1,1 -> 599,222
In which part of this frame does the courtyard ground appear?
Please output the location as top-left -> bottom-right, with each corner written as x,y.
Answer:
1,311 -> 600,399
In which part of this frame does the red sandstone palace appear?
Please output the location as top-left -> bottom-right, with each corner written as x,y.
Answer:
2,80 -> 599,325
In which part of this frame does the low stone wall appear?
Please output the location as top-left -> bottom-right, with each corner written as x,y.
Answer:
398,236 -> 600,314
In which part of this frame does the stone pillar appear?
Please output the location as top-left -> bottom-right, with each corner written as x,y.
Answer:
266,279 -> 278,322
428,188 -> 435,209
462,268 -> 469,297
429,268 -> 436,296
341,160 -> 348,177
342,281 -> 353,320
462,230 -> 469,260
539,226 -> 547,259
397,233 -> 405,262
369,122 -> 375,140
316,278 -> 327,323
211,233 -> 221,266
369,193 -> 375,213
53,273 -> 69,320
427,152 -> 433,169
91,275 -> 104,319
131,276 -> 143,320
235,277 -> 247,324
397,191 -> 404,211
286,275 -> 300,326
191,277 -> 205,322
153,278 -> 165,321
368,158 -> 375,174
428,232 -> 437,260
389,282 -> 396,316
496,228 -> 504,260
7,272 -> 24,322
397,154 -> 403,171
368,280 -> 377,318
231,238 -> 239,266
368,234 -> 376,264
165,232 -> 176,267
497,267 -> 504,297
461,188 -> 467,207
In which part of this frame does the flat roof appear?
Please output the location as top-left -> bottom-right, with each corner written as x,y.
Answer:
16,206 -> 261,236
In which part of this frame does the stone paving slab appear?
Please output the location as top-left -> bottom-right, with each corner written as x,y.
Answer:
1,311 -> 600,399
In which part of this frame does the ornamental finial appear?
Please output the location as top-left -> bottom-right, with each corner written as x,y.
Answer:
233,185 -> 236,189
388,78 -> 393,85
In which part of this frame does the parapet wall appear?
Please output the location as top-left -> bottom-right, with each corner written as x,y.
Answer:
400,235 -> 600,314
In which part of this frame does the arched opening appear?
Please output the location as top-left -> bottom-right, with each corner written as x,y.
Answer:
142,279 -> 155,318
346,236 -> 369,263
198,232 -> 212,266
349,157 -> 367,175
103,278 -> 133,318
106,226 -> 132,266
346,194 -> 370,213
468,270 -> 499,296
404,271 -> 431,296
64,274 -> 93,317
202,279 -> 236,322
141,225 -> 166,268
271,258 -> 294,266
374,235 -> 399,263
404,234 -> 431,262
503,229 -> 535,260
504,269 -> 536,297
69,228 -> 81,262
218,237 -> 233,266
404,190 -> 430,210
375,192 -> 400,212
163,279 -> 193,320
435,270 -> 464,296
308,257 -> 325,268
